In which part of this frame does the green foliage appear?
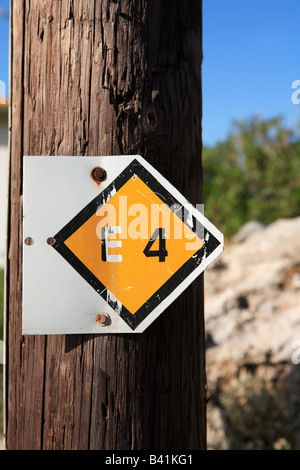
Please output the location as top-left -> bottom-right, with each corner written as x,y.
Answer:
220,374 -> 300,450
203,116 -> 300,237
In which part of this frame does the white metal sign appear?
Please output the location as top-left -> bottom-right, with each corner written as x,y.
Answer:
23,155 -> 223,334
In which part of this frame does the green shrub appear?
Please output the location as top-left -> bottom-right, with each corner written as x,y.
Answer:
203,116 -> 300,238
220,374 -> 300,450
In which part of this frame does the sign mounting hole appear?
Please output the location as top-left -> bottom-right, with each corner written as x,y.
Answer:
90,166 -> 107,184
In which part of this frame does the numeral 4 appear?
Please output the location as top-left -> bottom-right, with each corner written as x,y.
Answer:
143,228 -> 168,262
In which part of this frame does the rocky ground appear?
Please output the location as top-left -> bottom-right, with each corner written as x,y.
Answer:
205,217 -> 300,450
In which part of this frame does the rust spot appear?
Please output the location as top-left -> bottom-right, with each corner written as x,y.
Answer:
90,166 -> 107,185
96,313 -> 109,326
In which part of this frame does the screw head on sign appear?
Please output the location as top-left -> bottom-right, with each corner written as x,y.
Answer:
96,313 -> 110,326
90,167 -> 107,184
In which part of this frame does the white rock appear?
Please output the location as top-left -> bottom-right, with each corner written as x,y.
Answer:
205,217 -> 300,449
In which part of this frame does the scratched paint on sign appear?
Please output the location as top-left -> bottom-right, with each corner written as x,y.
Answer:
22,155 -> 223,334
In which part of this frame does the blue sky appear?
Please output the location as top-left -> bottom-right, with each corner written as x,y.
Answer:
0,0 -> 299,146
203,0 -> 300,145
0,0 -> 9,98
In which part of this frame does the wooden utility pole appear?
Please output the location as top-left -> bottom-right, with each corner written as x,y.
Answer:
6,0 -> 205,450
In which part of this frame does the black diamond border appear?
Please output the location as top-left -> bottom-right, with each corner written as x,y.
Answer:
53,159 -> 221,330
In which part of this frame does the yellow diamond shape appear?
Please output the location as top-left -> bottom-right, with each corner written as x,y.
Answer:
64,176 -> 203,314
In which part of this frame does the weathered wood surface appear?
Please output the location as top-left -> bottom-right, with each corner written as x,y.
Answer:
6,0 -> 205,450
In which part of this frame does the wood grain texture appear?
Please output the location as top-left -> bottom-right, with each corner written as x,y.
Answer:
6,0 -> 205,450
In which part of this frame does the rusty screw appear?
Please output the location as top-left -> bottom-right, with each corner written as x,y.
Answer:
96,313 -> 110,326
90,166 -> 107,184
24,237 -> 34,246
